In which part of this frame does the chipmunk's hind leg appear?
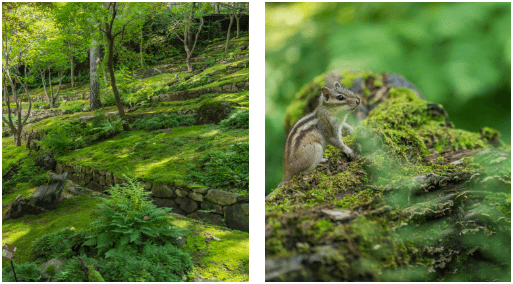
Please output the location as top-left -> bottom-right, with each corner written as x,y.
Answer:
292,142 -> 325,176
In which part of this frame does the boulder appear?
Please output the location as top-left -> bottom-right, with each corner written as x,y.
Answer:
224,203 -> 249,232
175,197 -> 198,214
187,211 -> 226,227
196,101 -> 239,125
152,184 -> 177,198
189,192 -> 204,202
205,189 -> 238,206
3,173 -> 68,220
35,150 -> 56,171
40,258 -> 66,280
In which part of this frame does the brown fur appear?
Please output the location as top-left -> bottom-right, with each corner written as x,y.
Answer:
280,82 -> 360,187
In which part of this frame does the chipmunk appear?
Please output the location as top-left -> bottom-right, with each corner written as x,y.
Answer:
280,82 -> 360,187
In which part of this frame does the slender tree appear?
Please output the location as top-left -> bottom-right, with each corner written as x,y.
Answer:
99,2 -> 160,131
167,3 -> 205,72
89,36 -> 102,110
2,3 -> 43,146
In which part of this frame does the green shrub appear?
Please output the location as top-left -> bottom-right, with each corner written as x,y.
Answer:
33,227 -> 93,259
39,121 -> 87,154
94,118 -> 124,133
83,175 -> 182,256
219,109 -> 249,129
40,118 -> 122,155
46,265 -> 56,277
89,268 -> 105,282
3,154 -> 50,195
101,91 -> 117,106
186,142 -> 249,191
2,261 -> 41,282
53,255 -> 98,282
98,244 -> 192,282
204,57 -> 215,68
131,113 -> 196,131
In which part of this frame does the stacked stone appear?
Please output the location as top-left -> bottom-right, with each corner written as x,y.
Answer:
150,81 -> 249,103
54,162 -> 249,232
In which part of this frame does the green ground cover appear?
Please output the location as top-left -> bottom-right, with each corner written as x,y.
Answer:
2,137 -> 29,173
2,194 -> 101,266
56,125 -> 248,189
190,69 -> 248,91
174,217 -> 249,281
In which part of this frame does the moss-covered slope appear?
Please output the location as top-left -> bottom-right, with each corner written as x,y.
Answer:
266,71 -> 510,281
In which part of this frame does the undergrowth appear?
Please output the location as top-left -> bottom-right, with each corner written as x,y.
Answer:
131,113 -> 196,131
186,142 -> 249,192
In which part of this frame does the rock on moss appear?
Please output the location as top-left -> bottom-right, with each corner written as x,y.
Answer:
41,258 -> 65,280
205,189 -> 238,206
224,203 -> 249,232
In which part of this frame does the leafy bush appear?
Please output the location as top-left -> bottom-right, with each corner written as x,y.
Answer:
45,265 -> 56,277
131,113 -> 196,131
220,109 -> 249,129
3,154 -> 50,194
83,175 -> 182,256
101,91 -> 117,106
40,117 -> 123,155
2,261 -> 41,282
39,121 -> 88,154
98,244 -> 192,282
32,227 -> 93,259
53,255 -> 98,282
204,57 -> 215,68
186,142 -> 249,191
94,118 -> 125,133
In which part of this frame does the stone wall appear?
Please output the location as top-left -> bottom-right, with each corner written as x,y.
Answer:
13,93 -> 90,104
54,161 -> 249,232
150,81 -> 249,103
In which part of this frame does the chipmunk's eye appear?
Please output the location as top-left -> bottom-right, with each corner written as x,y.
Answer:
336,95 -> 345,101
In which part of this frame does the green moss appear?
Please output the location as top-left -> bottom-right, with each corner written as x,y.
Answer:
2,194 -> 101,267
2,137 -> 29,173
88,266 -> 105,282
173,216 -> 249,282
45,265 -> 56,277
56,126 -> 248,190
266,71 -> 509,281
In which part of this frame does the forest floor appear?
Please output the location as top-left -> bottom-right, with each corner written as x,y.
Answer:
2,35 -> 249,281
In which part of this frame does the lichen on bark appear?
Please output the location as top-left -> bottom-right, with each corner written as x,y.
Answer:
266,70 -> 510,281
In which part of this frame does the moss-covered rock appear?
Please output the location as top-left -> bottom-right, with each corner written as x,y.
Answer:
266,71 -> 510,281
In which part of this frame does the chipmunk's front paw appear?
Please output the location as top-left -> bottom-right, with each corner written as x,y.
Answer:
342,123 -> 353,136
343,147 -> 355,160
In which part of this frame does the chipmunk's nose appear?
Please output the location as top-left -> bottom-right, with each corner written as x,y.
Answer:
356,97 -> 361,105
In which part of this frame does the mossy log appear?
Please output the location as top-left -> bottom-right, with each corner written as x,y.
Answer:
265,71 -> 510,281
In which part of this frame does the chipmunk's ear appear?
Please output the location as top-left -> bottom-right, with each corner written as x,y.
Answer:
334,82 -> 341,89
321,86 -> 331,100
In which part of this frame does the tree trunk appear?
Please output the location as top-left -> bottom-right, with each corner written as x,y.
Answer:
41,68 -> 49,102
106,35 -> 130,131
186,51 -> 193,72
140,30 -> 144,69
69,41 -> 74,88
49,66 -> 54,108
89,39 -> 102,110
225,12 -> 234,54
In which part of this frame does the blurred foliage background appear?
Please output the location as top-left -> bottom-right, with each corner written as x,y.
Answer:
265,2 -> 511,195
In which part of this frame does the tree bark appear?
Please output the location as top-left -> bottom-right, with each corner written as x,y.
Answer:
140,30 -> 144,69
235,4 -> 243,39
68,41 -> 74,88
105,28 -> 129,130
49,66 -> 54,108
89,39 -> 101,110
225,9 -> 235,54
103,2 -> 132,132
